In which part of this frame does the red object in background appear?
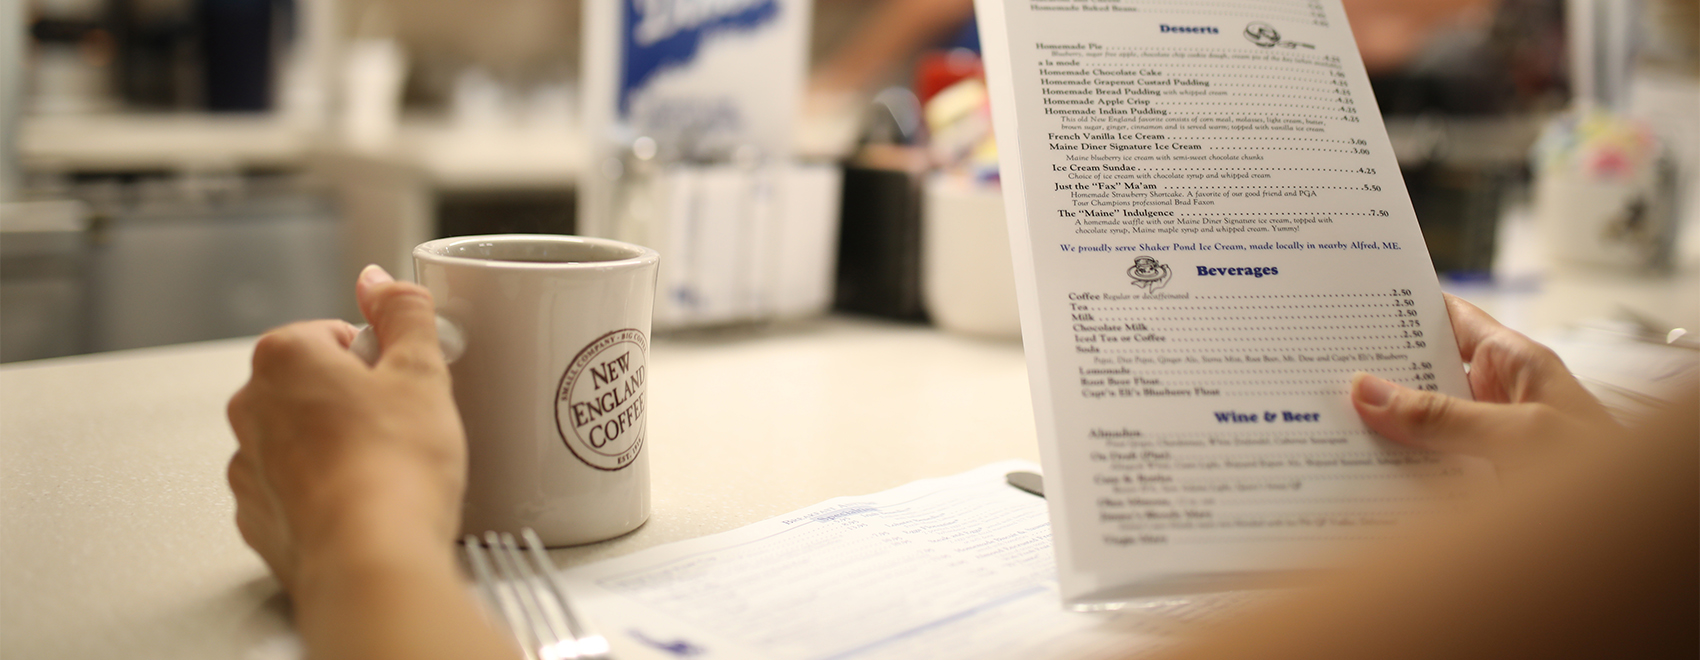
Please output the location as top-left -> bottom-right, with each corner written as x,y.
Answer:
913,49 -> 984,106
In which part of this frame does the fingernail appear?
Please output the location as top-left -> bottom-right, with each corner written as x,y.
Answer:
359,264 -> 393,287
1353,372 -> 1397,407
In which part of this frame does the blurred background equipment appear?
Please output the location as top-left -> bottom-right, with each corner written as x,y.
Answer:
1529,0 -> 1690,273
1361,0 -> 1565,277
0,171 -> 339,362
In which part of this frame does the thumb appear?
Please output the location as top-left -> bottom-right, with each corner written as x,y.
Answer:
1351,372 -> 1523,458
356,265 -> 444,374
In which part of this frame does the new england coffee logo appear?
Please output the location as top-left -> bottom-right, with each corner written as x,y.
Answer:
1128,255 -> 1172,292
555,329 -> 648,471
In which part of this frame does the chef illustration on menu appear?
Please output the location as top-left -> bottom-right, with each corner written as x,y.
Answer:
974,0 -> 1496,608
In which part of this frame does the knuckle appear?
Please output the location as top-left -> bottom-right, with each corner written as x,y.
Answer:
1525,342 -> 1568,373
1519,404 -> 1570,438
226,389 -> 246,424
1490,330 -> 1564,372
384,350 -> 448,379
251,328 -> 308,369
372,284 -> 434,316
227,455 -> 250,490
1401,391 -> 1453,430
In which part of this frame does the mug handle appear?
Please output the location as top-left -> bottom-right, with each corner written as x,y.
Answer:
350,315 -> 467,366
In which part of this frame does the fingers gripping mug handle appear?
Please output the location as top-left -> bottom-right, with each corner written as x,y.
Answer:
350,315 -> 466,366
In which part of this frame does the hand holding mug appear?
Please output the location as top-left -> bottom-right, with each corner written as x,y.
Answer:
227,266 -> 467,592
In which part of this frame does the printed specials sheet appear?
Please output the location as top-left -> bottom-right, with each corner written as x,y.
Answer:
557,462 -> 1191,660
974,0 -> 1495,606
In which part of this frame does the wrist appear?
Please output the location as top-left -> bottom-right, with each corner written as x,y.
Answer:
291,500 -> 462,598
283,450 -> 464,552
289,476 -> 461,575
284,518 -> 522,660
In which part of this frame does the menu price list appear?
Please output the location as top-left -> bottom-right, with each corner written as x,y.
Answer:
1067,289 -> 1439,400
1061,285 -> 1461,549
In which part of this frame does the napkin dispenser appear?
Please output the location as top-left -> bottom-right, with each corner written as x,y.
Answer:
599,151 -> 843,328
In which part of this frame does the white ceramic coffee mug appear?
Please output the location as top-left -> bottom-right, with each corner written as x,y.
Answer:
357,234 -> 660,547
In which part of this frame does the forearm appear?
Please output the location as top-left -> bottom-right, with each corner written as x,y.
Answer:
292,543 -> 516,660
289,507 -> 517,660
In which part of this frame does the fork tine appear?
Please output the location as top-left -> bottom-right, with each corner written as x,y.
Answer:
520,530 -> 613,659
466,529 -> 612,660
520,529 -> 591,642
488,531 -> 560,658
466,534 -> 540,660
492,532 -> 569,655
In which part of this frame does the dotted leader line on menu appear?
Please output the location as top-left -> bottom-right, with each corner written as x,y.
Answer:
1114,368 -> 1408,375
1142,168 -> 1374,172
1194,294 -> 1393,299
1169,336 -> 1414,342
1167,112 -> 1342,121
1163,186 -> 1369,190
1173,212 -> 1389,217
1179,138 -> 1359,143
1105,347 -> 1412,353
1163,103 -> 1343,110
1157,147 -> 1366,153
1094,306 -> 1414,311
1120,112 -> 1345,120
1180,94 -> 1349,102
1084,314 -> 1409,320
1103,325 -> 1416,330
1161,380 -> 1425,388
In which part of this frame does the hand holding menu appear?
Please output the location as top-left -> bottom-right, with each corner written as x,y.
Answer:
974,0 -> 1495,607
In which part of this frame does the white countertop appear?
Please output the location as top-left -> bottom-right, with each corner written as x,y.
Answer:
0,317 -> 1038,659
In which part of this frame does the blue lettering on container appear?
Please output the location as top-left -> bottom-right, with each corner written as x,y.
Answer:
621,0 -> 781,115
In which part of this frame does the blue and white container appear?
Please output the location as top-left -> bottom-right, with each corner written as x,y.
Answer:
580,0 -> 840,329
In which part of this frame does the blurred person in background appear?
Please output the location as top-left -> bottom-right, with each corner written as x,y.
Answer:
1344,0 -> 1501,74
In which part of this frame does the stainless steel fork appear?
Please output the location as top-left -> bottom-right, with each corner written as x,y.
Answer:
463,529 -> 613,660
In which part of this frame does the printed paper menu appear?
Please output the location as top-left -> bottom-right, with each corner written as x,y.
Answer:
973,0 -> 1496,607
